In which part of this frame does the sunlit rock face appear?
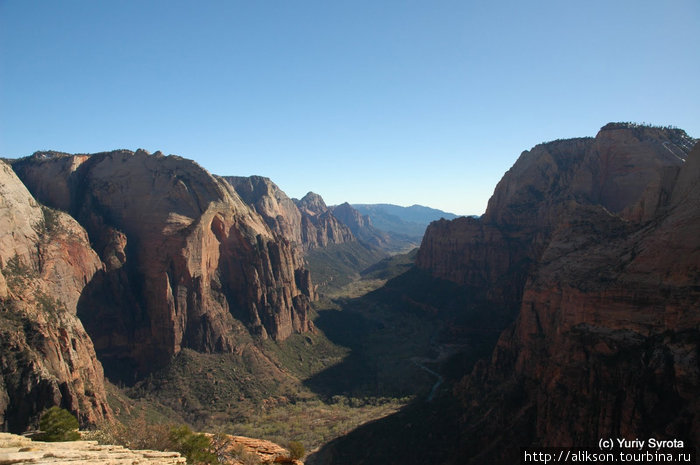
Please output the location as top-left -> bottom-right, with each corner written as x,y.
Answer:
330,202 -> 393,249
0,161 -> 111,432
226,176 -> 356,253
294,192 -> 356,250
416,124 -> 699,463
14,150 -> 313,380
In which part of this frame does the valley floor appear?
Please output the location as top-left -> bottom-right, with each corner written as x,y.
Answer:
109,260 -> 449,457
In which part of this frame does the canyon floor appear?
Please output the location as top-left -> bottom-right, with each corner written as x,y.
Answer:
109,251 -> 464,456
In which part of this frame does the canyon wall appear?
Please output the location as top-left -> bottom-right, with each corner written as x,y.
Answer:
225,177 -> 356,252
415,124 -> 699,463
0,161 -> 111,431
13,151 -> 313,379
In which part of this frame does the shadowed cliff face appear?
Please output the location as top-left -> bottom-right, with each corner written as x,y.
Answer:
14,151 -> 314,380
0,161 -> 111,432
414,125 -> 699,463
417,125 -> 695,304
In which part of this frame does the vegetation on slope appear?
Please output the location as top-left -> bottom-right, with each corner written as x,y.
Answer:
99,248 -> 467,456
304,241 -> 387,295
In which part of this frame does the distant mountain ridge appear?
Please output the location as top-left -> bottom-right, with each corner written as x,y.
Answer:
351,204 -> 461,239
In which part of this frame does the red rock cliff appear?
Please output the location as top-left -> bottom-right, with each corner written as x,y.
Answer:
14,151 -> 313,379
415,124 -> 699,463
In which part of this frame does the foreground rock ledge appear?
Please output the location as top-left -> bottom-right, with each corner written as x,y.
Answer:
0,432 -> 304,465
0,432 -> 185,465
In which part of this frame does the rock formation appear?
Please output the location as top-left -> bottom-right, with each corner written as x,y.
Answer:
0,161 -> 111,432
210,433 -> 304,465
13,150 -> 314,380
0,432 -> 186,464
330,203 -> 393,249
225,177 -> 356,253
415,124 -> 699,463
223,176 -> 304,253
294,193 -> 356,250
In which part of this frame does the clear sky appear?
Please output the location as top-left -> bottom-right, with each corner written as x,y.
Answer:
1,1 -> 698,215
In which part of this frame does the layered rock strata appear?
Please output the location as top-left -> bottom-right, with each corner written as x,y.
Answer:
0,161 -> 111,431
13,151 -> 313,379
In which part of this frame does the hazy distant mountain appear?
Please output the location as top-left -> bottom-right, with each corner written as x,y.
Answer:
351,203 -> 462,240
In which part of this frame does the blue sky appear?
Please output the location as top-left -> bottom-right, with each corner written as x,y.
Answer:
1,1 -> 698,215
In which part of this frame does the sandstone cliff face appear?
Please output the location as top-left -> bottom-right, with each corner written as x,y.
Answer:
223,176 -> 304,252
225,178 -> 356,254
14,151 -> 313,380
415,124 -> 699,463
0,161 -> 111,432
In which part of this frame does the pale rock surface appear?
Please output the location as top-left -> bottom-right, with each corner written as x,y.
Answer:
0,432 -> 186,464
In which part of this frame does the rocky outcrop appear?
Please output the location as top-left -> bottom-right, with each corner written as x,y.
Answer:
0,432 -> 186,464
414,124 -> 699,463
0,161 -> 111,432
13,151 -> 313,380
211,434 -> 303,465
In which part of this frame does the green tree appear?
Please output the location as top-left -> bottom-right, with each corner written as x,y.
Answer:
38,407 -> 80,442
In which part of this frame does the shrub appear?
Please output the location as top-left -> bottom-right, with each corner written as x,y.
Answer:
287,440 -> 305,460
92,416 -> 172,452
168,425 -> 218,464
37,407 -> 80,442
91,417 -> 218,464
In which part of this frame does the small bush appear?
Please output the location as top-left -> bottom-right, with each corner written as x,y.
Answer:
287,440 -> 305,460
168,425 -> 218,465
93,418 -> 220,464
37,407 -> 80,442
